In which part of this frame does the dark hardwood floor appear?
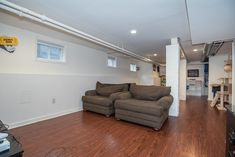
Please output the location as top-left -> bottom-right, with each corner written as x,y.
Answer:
10,96 -> 226,157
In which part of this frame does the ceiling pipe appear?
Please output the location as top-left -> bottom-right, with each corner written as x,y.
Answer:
0,0 -> 162,65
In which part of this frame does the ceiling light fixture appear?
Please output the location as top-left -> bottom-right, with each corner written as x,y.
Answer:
193,49 -> 198,52
153,53 -> 157,56
130,29 -> 137,34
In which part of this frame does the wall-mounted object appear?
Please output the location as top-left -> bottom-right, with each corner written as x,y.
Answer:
160,76 -> 166,86
224,62 -> 232,73
159,66 -> 166,76
157,66 -> 160,73
152,64 -> 156,71
187,69 -> 199,77
224,53 -> 232,73
224,51 -> 232,73
0,36 -> 19,53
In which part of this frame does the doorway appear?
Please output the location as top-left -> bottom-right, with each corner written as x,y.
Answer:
186,62 -> 208,98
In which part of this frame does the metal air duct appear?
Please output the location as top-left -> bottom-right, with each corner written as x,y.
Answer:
202,41 -> 224,62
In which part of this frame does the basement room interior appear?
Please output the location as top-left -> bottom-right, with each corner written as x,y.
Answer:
0,0 -> 235,157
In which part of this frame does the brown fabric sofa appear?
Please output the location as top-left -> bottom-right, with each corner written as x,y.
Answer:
114,84 -> 173,130
82,82 -> 130,117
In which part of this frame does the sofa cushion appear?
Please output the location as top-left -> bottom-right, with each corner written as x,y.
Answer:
82,96 -> 113,107
96,85 -> 124,97
110,91 -> 132,101
85,90 -> 97,96
115,99 -> 164,116
130,84 -> 171,101
96,81 -> 129,91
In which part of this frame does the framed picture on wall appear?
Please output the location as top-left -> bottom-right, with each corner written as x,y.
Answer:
159,66 -> 166,76
188,69 -> 199,77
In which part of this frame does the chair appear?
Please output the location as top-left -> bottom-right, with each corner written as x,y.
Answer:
82,82 -> 130,117
114,84 -> 173,130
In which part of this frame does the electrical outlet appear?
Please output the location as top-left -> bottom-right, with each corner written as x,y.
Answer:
52,98 -> 56,104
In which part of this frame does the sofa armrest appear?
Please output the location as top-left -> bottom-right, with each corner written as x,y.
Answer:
110,91 -> 132,101
156,95 -> 174,110
85,90 -> 97,96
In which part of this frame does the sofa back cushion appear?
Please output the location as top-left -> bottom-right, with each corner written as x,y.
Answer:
96,85 -> 124,97
96,81 -> 129,91
96,82 -> 130,96
130,84 -> 171,101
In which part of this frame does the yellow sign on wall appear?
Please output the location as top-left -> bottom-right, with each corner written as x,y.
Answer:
0,36 -> 19,46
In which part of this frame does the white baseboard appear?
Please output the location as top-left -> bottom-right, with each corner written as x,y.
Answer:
169,107 -> 179,117
9,107 -> 83,129
169,112 -> 179,117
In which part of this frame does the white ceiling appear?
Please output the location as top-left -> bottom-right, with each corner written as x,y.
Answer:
3,0 -> 235,63
186,0 -> 235,44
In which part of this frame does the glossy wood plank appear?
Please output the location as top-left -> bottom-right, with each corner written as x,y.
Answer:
10,96 -> 226,157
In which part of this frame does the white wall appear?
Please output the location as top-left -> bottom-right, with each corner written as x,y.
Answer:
137,62 -> 161,85
0,23 -> 139,128
180,59 -> 187,100
208,55 -> 228,100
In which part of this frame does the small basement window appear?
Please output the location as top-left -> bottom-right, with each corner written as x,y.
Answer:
130,63 -> 137,72
107,56 -> 117,68
37,40 -> 65,62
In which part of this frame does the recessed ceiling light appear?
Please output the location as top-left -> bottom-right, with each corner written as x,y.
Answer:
193,49 -> 198,52
153,53 -> 157,56
130,29 -> 137,34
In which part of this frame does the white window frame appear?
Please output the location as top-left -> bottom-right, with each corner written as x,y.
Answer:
36,40 -> 66,63
130,63 -> 137,72
107,56 -> 117,68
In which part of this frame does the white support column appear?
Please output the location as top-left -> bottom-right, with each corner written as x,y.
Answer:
166,38 -> 180,117
180,59 -> 187,100
232,40 -> 235,111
